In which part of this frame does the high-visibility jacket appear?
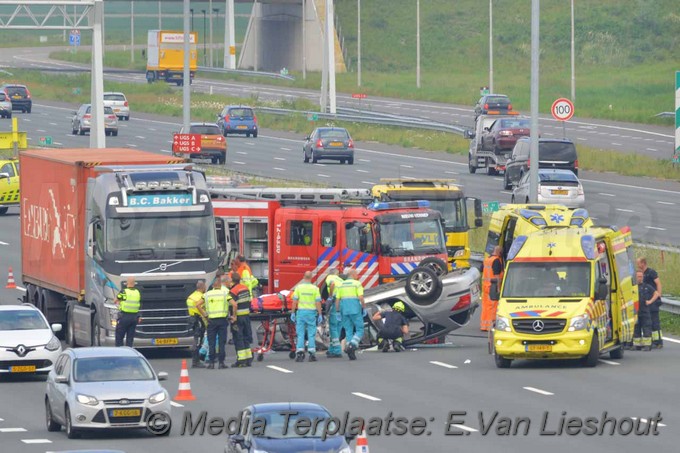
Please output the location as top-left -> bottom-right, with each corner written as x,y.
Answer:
293,282 -> 321,310
325,275 -> 343,298
230,283 -> 251,316
186,290 -> 204,317
204,288 -> 229,319
336,279 -> 364,301
481,255 -> 503,331
237,264 -> 259,295
117,288 -> 141,313
482,256 -> 503,291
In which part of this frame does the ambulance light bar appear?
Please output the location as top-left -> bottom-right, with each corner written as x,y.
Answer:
368,200 -> 430,211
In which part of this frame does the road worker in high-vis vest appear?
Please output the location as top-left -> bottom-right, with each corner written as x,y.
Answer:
115,276 -> 142,348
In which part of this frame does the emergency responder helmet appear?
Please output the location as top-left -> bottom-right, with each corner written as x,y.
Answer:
393,301 -> 405,312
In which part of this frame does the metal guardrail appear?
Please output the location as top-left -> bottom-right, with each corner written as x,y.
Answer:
655,112 -> 674,118
197,66 -> 295,81
661,296 -> 680,315
255,106 -> 467,134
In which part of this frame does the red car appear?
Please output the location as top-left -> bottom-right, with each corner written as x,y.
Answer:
480,117 -> 532,153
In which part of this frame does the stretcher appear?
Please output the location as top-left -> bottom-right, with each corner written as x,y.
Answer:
249,290 -> 299,361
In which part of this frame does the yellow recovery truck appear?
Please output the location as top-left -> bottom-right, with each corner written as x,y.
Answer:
145,30 -> 197,86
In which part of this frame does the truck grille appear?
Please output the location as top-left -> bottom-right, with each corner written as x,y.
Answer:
134,281 -> 194,338
512,319 -> 566,335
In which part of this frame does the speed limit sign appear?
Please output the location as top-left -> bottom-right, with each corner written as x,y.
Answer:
551,98 -> 575,121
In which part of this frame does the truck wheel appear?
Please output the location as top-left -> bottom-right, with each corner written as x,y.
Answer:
405,266 -> 442,304
91,315 -> 102,347
609,344 -> 624,359
0,207 -> 8,215
65,309 -> 77,348
487,165 -> 497,176
468,154 -> 476,174
582,333 -> 599,367
504,173 -> 512,190
494,349 -> 512,368
417,257 -> 448,277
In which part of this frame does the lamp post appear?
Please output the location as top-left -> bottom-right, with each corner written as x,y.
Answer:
201,10 -> 207,66
570,0 -> 575,102
212,8 -> 220,67
158,0 -> 162,29
208,0 -> 213,67
416,0 -> 420,89
190,9 -> 194,31
130,1 -> 134,63
357,0 -> 361,87
489,0 -> 493,94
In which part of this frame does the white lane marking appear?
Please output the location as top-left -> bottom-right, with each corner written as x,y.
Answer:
577,137 -> 588,141
280,147 -> 291,151
16,286 -> 26,292
451,424 -> 478,432
631,417 -> 666,427
400,164 -> 413,168
317,174 -> 330,178
0,428 -> 27,432
135,136 -> 145,139
500,191 -> 512,195
48,122 -> 57,126
245,142 -> 255,146
402,176 -> 416,180
160,149 -> 171,154
170,401 -> 184,408
611,143 -> 622,146
352,392 -> 381,402
445,171 -> 458,175
646,148 -> 658,151
273,167 -> 286,171
356,169 -> 369,173
314,163 -> 327,167
274,157 -> 286,161
0,241 -> 8,245
21,439 -> 51,444
36,129 -> 46,133
645,226 -> 666,231
598,359 -> 620,366
581,178 -> 680,196
236,151 -> 247,155
430,361 -> 458,369
616,208 -> 634,213
598,193 -> 615,197
361,181 -> 376,185
233,161 -> 246,165
148,127 -> 156,131
267,365 -> 293,374
620,135 -> 630,139
126,144 -> 137,148
657,201 -> 674,205
53,142 -> 62,146
610,134 -> 620,137
523,387 -> 554,396
663,336 -> 680,344
0,418 -> 3,421
493,177 -> 503,181
464,359 -> 471,364
359,158 -> 371,162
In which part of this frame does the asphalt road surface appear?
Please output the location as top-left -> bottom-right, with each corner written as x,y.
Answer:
2,100 -> 680,247
2,45 -> 676,160
1,213 -> 679,453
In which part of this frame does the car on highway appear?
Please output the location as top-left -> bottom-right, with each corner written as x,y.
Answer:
474,94 -> 512,118
45,347 -> 171,439
480,117 -> 531,153
0,304 -> 62,375
303,127 -> 355,164
503,137 -> 579,190
71,104 -> 119,136
103,92 -> 130,121
226,402 -> 354,453
0,158 -> 19,215
0,92 -> 12,118
173,122 -> 227,164
217,105 -> 258,138
511,169 -> 585,208
0,84 -> 31,113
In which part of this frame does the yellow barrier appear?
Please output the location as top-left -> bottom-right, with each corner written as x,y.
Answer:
0,131 -> 28,150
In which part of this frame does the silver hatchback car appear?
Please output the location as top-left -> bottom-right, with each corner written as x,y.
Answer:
45,347 -> 171,439
71,104 -> 119,136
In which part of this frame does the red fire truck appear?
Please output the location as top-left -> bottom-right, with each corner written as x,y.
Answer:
210,187 -> 450,293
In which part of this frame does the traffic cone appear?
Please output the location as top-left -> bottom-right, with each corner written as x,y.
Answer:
355,427 -> 369,453
173,359 -> 196,401
5,267 -> 16,289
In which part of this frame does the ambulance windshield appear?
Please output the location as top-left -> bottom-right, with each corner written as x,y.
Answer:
106,215 -> 216,258
378,218 -> 446,256
502,262 -> 592,298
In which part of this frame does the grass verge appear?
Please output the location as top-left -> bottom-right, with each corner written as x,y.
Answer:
659,312 -> 680,338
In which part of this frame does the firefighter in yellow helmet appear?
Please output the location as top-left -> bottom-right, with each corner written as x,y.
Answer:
372,301 -> 409,352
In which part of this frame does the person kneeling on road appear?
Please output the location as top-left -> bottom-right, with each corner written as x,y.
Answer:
372,301 -> 409,352
292,271 -> 323,362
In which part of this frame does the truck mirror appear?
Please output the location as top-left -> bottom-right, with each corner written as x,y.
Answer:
464,130 -> 474,139
0,172 -> 9,180
489,278 -> 500,301
474,198 -> 483,227
595,279 -> 608,300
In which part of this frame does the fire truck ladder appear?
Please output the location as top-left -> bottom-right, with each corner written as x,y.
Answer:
207,185 -> 374,204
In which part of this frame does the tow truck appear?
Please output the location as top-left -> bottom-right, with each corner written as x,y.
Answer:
465,111 -> 519,175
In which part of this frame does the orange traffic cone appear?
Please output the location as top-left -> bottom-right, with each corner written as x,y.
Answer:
355,427 -> 369,453
5,267 -> 16,289
173,359 -> 196,401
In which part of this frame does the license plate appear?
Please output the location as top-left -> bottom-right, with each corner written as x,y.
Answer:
114,108 -> 120,112
10,365 -> 36,373
551,190 -> 568,195
110,409 -> 141,417
329,141 -> 343,147
12,95 -> 20,99
236,125 -> 247,129
526,344 -> 552,352
153,338 -> 179,345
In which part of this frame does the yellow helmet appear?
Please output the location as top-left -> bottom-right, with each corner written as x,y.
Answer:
393,301 -> 405,312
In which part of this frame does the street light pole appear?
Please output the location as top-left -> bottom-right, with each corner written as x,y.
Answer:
158,0 -> 162,29
302,0 -> 306,80
489,0 -> 493,93
202,10 -> 207,66
190,9 -> 194,32
529,0 -> 540,203
224,0 -> 236,69
183,0 -> 191,132
570,0 -> 575,102
209,0 -> 214,67
416,0 -> 420,89
326,0 -> 337,114
212,8 -> 220,67
357,0 -> 361,87
130,1 -> 134,63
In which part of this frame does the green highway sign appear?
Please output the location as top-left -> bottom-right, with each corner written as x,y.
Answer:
673,154 -> 679,164
307,112 -> 318,121
39,136 -> 53,146
482,201 -> 500,214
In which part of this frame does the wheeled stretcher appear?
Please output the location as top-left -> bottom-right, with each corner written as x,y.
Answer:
249,290 -> 299,361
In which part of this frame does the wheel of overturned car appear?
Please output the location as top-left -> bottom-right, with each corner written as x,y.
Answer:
417,257 -> 448,277
405,266 -> 442,304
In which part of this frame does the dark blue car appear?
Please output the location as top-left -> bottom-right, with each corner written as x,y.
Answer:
217,105 -> 258,138
226,403 -> 353,453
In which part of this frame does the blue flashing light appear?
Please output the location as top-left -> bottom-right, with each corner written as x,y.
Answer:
507,235 -> 528,260
368,200 -> 430,211
581,235 -> 596,260
530,217 -> 547,226
519,209 -> 541,220
570,208 -> 590,226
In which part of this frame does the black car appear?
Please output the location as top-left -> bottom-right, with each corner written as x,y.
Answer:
226,402 -> 354,453
474,94 -> 511,119
503,137 -> 579,190
303,127 -> 355,164
0,84 -> 32,113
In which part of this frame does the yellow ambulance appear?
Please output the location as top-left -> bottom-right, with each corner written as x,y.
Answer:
0,158 -> 19,215
489,225 -> 638,368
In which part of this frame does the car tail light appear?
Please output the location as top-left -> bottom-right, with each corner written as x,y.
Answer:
253,115 -> 258,123
216,136 -> 223,141
527,159 -> 530,168
575,159 -> 579,168
84,114 -> 91,119
484,103 -> 489,110
508,103 -> 512,110
124,101 -> 128,107
224,116 -> 230,123
348,139 -> 354,148
108,115 -> 116,120
452,293 -> 472,311
577,185 -> 584,196
316,139 -> 324,148
25,88 -> 31,99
